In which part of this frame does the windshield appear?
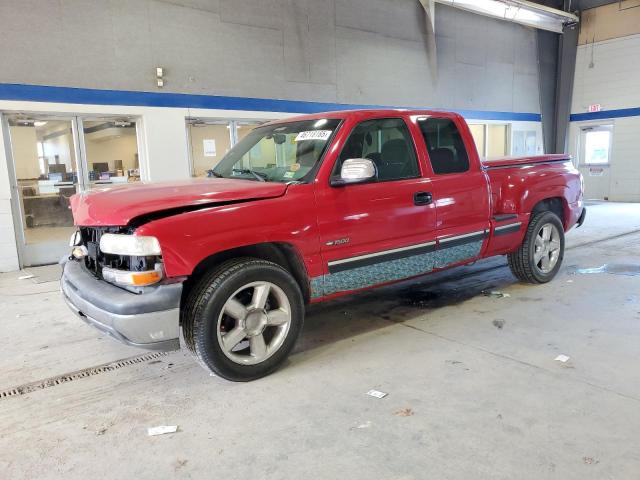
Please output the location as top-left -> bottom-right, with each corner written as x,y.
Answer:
211,119 -> 341,183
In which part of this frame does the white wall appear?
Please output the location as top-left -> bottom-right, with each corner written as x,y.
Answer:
570,33 -> 640,202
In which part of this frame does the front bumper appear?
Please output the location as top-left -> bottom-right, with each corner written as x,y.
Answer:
61,258 -> 182,351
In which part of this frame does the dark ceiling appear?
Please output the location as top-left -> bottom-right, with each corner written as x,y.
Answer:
532,0 -> 620,10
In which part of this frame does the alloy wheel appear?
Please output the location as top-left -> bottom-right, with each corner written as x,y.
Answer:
216,281 -> 292,365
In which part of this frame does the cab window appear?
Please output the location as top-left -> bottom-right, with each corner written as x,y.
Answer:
419,117 -> 470,174
333,118 -> 419,182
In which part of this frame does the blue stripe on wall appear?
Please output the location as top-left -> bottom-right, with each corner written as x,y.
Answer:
0,83 -> 541,122
570,107 -> 640,122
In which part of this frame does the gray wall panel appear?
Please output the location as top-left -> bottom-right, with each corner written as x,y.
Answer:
484,62 -> 515,111
335,0 -> 427,42
514,30 -> 539,75
219,0 -> 283,30
159,0 -> 220,14
454,63 -> 487,110
513,73 -> 540,112
0,0 -> 541,113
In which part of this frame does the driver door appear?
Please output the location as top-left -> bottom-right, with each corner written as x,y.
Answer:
314,117 -> 437,297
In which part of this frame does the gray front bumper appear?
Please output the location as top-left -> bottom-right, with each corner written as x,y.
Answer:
61,259 -> 182,351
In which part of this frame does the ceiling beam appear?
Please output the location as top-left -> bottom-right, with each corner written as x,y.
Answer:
434,0 -> 579,32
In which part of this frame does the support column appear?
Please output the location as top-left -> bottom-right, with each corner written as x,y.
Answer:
554,22 -> 579,153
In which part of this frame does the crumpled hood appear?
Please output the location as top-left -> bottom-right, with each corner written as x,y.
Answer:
70,178 -> 288,226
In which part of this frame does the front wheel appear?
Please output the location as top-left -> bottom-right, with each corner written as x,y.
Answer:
182,258 -> 305,381
508,211 -> 565,284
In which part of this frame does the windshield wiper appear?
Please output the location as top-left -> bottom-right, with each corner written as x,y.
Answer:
232,168 -> 268,182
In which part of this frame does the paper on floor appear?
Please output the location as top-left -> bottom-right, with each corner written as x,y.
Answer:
366,389 -> 388,399
147,425 -> 178,436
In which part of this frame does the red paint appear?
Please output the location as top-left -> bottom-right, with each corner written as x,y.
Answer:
70,109 -> 584,301
70,178 -> 287,226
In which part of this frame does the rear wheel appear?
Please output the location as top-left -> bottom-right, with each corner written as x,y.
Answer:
508,211 -> 565,284
182,258 -> 304,381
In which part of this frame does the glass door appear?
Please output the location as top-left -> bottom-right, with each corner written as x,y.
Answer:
186,118 -> 271,177
235,120 -> 268,142
4,114 -> 84,266
186,119 -> 233,177
578,124 -> 613,200
3,113 -> 143,266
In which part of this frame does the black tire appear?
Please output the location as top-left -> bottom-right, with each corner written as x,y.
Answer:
181,258 -> 305,381
507,211 -> 565,284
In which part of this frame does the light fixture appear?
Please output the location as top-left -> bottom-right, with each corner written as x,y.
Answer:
434,0 -> 578,33
155,66 -> 165,88
34,121 -> 47,127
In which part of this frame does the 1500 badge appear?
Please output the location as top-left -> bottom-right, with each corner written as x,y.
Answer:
325,238 -> 350,246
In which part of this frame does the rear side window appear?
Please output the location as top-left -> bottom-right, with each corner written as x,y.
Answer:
418,118 -> 470,174
333,118 -> 419,182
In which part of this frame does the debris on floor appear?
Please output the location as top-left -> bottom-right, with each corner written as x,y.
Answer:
492,319 -> 505,329
482,290 -> 511,298
445,359 -> 470,371
355,421 -> 372,429
147,425 -> 178,436
95,426 -> 108,436
366,389 -> 388,399
18,274 -> 34,280
393,408 -> 414,417
174,458 -> 188,470
569,264 -> 640,276
582,456 -> 600,465
554,354 -> 570,363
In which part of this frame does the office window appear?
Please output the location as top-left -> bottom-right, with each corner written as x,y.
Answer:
468,124 -> 486,157
487,124 -> 508,157
419,117 -> 470,174
512,130 -> 538,156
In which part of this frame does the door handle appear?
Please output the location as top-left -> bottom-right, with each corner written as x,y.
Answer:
414,191 -> 432,206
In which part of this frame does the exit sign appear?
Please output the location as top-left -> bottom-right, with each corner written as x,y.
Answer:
588,104 -> 602,113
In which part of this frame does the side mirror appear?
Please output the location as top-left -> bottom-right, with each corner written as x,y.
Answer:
331,158 -> 377,187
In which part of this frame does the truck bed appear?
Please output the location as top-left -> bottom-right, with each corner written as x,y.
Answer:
482,154 -> 571,169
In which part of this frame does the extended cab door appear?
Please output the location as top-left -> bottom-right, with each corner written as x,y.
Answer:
414,116 -> 491,268
313,117 -> 437,297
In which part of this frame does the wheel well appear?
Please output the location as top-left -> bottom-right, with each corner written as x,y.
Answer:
531,197 -> 565,228
181,242 -> 311,307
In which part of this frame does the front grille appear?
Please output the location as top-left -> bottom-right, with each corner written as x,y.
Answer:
79,226 -> 158,278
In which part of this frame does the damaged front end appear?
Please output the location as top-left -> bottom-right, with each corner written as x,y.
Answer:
61,225 -> 182,351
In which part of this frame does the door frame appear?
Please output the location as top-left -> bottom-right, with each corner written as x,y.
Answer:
1,111 -> 142,267
2,113 -> 87,267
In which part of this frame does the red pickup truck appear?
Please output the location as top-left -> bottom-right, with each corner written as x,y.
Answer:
62,109 -> 585,381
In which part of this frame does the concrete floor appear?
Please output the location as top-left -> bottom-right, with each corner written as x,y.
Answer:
1,201 -> 639,479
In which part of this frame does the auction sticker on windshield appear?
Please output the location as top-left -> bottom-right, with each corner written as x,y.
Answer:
295,130 -> 332,141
